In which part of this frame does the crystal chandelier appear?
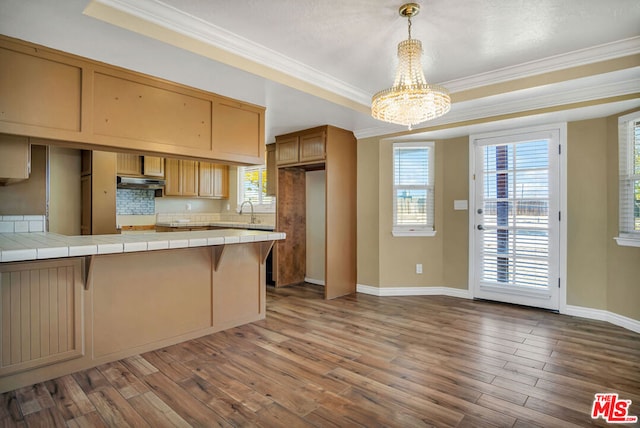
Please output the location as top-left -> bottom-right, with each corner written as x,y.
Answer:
371,3 -> 451,130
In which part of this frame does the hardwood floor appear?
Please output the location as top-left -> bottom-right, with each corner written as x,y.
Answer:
2,283 -> 639,427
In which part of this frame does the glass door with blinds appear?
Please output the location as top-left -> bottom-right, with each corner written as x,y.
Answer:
471,128 -> 561,310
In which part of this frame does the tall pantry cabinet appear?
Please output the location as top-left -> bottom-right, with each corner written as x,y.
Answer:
274,125 -> 356,299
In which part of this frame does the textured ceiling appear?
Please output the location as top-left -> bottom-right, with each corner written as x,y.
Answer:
1,0 -> 640,141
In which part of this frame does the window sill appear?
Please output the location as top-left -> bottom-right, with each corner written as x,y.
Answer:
614,236 -> 640,248
392,229 -> 436,237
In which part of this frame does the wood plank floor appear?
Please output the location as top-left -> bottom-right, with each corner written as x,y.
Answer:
2,284 -> 639,427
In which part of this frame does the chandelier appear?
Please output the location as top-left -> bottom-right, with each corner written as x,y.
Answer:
371,3 -> 451,130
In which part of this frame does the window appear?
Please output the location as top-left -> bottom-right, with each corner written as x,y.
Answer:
616,111 -> 640,247
392,142 -> 435,237
237,165 -> 275,212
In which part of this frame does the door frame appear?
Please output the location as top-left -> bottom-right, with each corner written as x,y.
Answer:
468,123 -> 568,313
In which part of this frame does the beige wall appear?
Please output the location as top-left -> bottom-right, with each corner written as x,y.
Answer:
567,119 -> 609,310
306,170 -> 325,283
357,137 -> 380,286
48,147 -> 81,235
0,145 -> 46,215
357,111 -> 640,322
606,112 -> 640,321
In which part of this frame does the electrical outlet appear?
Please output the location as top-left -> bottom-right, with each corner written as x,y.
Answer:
185,203 -> 192,211
416,263 -> 423,274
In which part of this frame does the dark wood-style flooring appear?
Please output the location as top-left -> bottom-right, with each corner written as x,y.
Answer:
2,284 -> 639,427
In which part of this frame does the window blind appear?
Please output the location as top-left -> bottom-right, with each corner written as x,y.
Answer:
618,113 -> 640,239
239,165 -> 274,210
392,142 -> 434,235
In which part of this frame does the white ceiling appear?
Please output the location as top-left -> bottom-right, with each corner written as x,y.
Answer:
1,0 -> 639,142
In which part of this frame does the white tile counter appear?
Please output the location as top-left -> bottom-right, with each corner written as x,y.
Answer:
0,229 -> 285,262
155,221 -> 275,230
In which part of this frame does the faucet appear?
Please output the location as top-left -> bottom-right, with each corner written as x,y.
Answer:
239,200 -> 256,224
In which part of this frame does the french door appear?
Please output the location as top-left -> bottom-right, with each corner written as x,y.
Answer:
471,126 -> 562,311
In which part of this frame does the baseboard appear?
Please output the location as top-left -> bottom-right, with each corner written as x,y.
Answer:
356,284 -> 471,299
304,277 -> 325,286
355,284 -> 639,334
564,305 -> 640,334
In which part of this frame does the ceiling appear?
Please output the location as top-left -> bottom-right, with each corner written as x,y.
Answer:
1,0 -> 639,142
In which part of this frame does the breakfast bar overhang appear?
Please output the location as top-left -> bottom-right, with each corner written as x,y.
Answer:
0,229 -> 285,392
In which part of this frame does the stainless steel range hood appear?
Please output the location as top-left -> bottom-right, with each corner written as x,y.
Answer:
117,176 -> 166,189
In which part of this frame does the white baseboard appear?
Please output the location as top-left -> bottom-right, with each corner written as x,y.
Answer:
355,284 -> 639,334
564,305 -> 640,334
305,277 -> 325,286
356,284 -> 472,299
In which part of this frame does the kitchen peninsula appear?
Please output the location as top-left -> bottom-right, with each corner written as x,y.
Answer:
0,228 -> 284,392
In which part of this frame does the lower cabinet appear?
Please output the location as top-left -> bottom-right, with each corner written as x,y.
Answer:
0,259 -> 84,377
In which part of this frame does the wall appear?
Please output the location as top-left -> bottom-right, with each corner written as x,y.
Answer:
357,137 -> 380,287
566,119 -> 609,310
116,189 -> 155,215
48,146 -> 81,235
357,112 -> 640,323
305,170 -> 325,284
0,145 -> 46,215
606,111 -> 640,321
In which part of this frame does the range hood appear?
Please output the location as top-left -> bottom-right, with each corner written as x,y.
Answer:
117,176 -> 166,189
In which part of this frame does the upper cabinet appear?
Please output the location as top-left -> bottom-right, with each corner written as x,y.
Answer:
0,134 -> 30,184
198,162 -> 229,199
117,153 -> 164,178
116,153 -> 141,176
143,156 -> 164,177
165,159 -> 227,198
275,128 -> 326,167
0,35 -> 265,165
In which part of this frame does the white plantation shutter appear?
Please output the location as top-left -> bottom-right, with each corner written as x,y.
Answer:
392,142 -> 435,236
238,165 -> 274,212
617,112 -> 640,246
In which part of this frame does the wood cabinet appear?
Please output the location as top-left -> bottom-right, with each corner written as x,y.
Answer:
117,154 -> 164,177
275,129 -> 326,166
275,125 -> 356,300
0,35 -> 265,165
164,159 -> 198,196
81,151 -> 117,235
0,134 -> 30,184
116,153 -> 141,176
266,144 -> 276,196
143,156 -> 164,177
199,162 -> 229,198
0,259 -> 84,377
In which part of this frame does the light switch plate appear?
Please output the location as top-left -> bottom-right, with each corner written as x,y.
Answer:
454,200 -> 468,210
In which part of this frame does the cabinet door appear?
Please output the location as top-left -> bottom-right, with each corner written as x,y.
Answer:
0,259 -> 84,377
266,144 -> 276,196
0,134 -> 30,182
299,131 -> 326,163
198,162 -> 214,197
276,137 -> 299,165
212,164 -> 229,198
164,158 -> 182,196
116,153 -> 141,176
211,97 -> 265,164
143,156 -> 164,177
181,160 -> 199,196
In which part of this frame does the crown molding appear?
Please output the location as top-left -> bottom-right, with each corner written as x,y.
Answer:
442,36 -> 640,93
87,0 -> 640,111
355,70 -> 640,139
85,0 -> 371,106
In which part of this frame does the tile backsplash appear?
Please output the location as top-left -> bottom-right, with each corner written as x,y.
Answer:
0,215 -> 45,233
116,189 -> 155,215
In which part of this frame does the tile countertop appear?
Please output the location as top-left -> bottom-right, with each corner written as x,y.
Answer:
0,229 -> 286,263
155,221 -> 275,230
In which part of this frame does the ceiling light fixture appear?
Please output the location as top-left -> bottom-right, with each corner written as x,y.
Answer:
371,3 -> 451,130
